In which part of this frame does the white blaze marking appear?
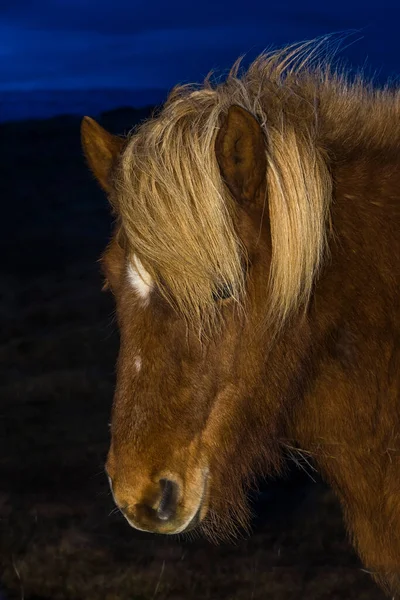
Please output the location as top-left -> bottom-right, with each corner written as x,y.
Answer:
134,356 -> 142,372
127,255 -> 153,302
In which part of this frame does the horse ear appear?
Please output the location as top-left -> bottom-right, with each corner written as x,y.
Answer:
81,116 -> 125,193
215,105 -> 266,205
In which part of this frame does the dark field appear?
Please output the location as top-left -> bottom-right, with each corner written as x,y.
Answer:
0,109 -> 387,599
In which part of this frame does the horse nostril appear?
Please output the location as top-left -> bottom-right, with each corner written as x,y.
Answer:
157,478 -> 179,521
115,477 -> 180,528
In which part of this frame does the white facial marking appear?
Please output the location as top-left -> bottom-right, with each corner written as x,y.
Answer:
127,255 -> 153,302
134,356 -> 142,372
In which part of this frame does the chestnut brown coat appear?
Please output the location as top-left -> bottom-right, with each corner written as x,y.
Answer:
81,44 -> 400,595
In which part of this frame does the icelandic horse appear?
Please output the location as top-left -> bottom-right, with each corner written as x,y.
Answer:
81,43 -> 400,595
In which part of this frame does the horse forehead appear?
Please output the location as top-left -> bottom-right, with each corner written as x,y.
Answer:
127,255 -> 153,302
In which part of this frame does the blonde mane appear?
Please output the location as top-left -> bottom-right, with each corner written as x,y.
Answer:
114,40 -> 397,329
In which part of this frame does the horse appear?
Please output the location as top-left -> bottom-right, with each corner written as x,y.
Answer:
81,42 -> 400,595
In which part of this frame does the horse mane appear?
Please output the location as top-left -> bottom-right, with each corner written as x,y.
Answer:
114,39 -> 399,330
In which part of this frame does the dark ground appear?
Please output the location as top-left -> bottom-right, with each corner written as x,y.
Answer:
0,108 -> 387,599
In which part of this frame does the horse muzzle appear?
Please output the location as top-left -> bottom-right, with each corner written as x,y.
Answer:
107,468 -> 209,535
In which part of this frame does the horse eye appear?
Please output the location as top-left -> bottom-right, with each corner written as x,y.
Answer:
212,283 -> 233,301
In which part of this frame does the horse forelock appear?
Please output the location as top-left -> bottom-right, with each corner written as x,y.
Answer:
116,91 -> 246,328
114,41 -> 338,329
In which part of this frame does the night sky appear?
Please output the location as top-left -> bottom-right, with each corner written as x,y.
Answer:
1,1 -> 400,119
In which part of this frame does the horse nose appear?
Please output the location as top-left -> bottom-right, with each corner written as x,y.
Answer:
132,478 -> 180,527
112,476 -> 180,528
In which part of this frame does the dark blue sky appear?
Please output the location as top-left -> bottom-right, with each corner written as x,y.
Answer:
1,1 -> 400,93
